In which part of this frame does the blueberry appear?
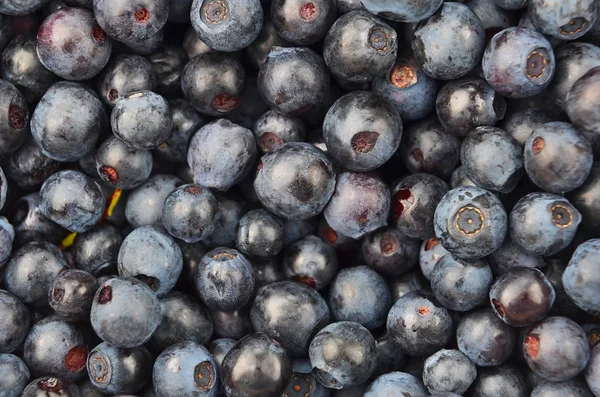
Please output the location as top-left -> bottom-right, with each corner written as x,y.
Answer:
523,316 -> 590,381
0,216 -> 14,264
464,0 -> 518,36
586,345 -> 600,396
419,237 -> 450,280
563,239 -> 600,315
364,372 -> 429,397
323,91 -> 402,172
190,0 -> 263,52
23,316 -> 88,381
183,26 -> 214,58
254,142 -> 335,220
412,3 -> 485,80
37,8 -> 111,80
485,236 -> 545,275
246,18 -> 290,68
531,379 -> 595,397
120,28 -> 165,55
147,44 -> 187,97
97,54 -> 155,107
253,109 -> 306,153
492,0 -> 526,9
389,271 -> 424,302
282,234 -> 337,289
0,354 -> 30,397
489,267 -> 555,327
90,276 -> 162,348
282,217 -> 317,248
95,136 -> 153,190
125,174 -> 182,228
250,280 -> 329,356
111,90 -> 173,150
71,224 -> 122,276
236,209 -> 284,257
450,166 -> 477,189
482,27 -> 555,98
1,34 -> 56,103
7,193 -> 68,247
372,56 -> 440,123
434,186 -> 507,259
0,289 -> 30,353
529,0 -> 597,40
153,341 -> 219,397
324,11 -> 397,83
210,305 -> 255,340
436,77 -> 507,138
195,247 -> 255,312
500,106 -> 557,146
48,269 -> 98,322
87,342 -> 152,395
187,119 -> 257,191
309,321 -> 378,389
22,377 -> 80,397
181,53 -> 246,116
387,291 -> 453,357
4,139 -> 61,191
423,349 -> 477,395
360,0 -> 441,22
93,0 -> 169,42
40,170 -> 105,233
469,365 -> 528,397
154,99 -> 205,163
31,81 -> 107,162
0,79 -> 29,158
259,47 -> 330,116
509,192 -> 581,256
399,117 -> 461,180
202,194 -> 246,248
271,0 -> 336,45
222,332 -> 292,397
567,66 -> 600,153
283,362 -> 330,397
117,225 -> 183,296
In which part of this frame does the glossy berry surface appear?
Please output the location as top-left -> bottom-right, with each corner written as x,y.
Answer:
235,209 -> 284,257
0,79 -> 29,158
95,136 -> 153,190
93,0 -> 169,42
422,349 -> 477,395
271,0 -> 336,45
48,269 -> 98,322
97,54 -> 155,107
563,238 -> 600,315
361,226 -> 420,276
0,289 -> 31,353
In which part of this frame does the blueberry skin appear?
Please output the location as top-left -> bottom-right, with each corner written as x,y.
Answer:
0,354 -> 30,397
147,44 -> 187,97
323,91 -> 402,172
190,0 -> 263,52
360,0 -> 441,22
1,34 -> 56,103
485,236 -> 545,276
489,267 -> 555,327
0,80 -> 29,158
125,174 -> 183,228
150,291 -> 214,351
361,227 -> 419,277
7,193 -> 68,247
71,224 -> 122,276
48,269 -> 98,322
464,0 -> 518,34
389,271 -> 423,302
567,67 -> 600,154
529,0 -> 597,40
456,308 -> 515,367
181,53 -> 246,117
387,291 -> 453,357
210,306 -> 255,340
4,140 -> 61,191
21,377 -> 80,397
399,117 -> 461,180
523,316 -> 590,381
90,276 -> 162,348
324,172 -> 390,239
119,28 -> 165,55
469,365 -> 528,397
40,170 -> 106,233
563,239 -> 600,315
492,0 -> 526,9
250,281 -> 329,357
117,226 -> 183,297
430,254 -> 493,312
436,77 -> 507,139
419,238 -> 449,281
433,186 -> 507,260
246,18 -> 290,68
222,332 -> 292,397
0,0 -> 48,14
364,372 -> 428,397
4,242 -> 68,307
324,11 -> 397,83
93,0 -> 168,42
95,136 -> 153,190
282,367 -> 330,397
500,106 -> 556,146
0,216 -> 14,266
450,166 -> 477,189
412,3 -> 484,80
531,379 -> 595,397
253,109 -> 306,153
259,47 -> 330,116
372,56 -> 440,123
31,81 -> 107,162
154,99 -> 205,163
187,119 -> 257,191
111,90 -> 173,150
153,341 -> 219,397
195,247 -> 255,312
97,54 -> 155,107
271,0 -> 336,45
23,316 -> 88,381
509,192 -> 581,256
282,235 -> 337,290
586,345 -> 600,396
423,349 -> 477,395
392,173 -> 449,240
236,209 -> 284,257
0,290 -> 30,353
202,194 -> 246,248
162,184 -> 219,243
309,321 -> 378,389
183,26 -> 214,58
328,266 -> 391,330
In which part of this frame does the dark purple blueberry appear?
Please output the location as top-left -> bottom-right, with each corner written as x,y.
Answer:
225,75 -> 271,130
202,194 -> 246,248
93,0 -> 168,42
0,79 -> 29,158
529,0 -> 597,39
563,239 -> 600,315
500,107 -> 557,146
90,276 -> 162,348
361,0 -> 441,22
253,110 -> 306,153
271,0 -> 336,45
0,290 -> 31,353
210,305 -> 254,340
492,0 -> 526,9
7,193 -> 67,247
423,349 -> 477,395
236,209 -> 284,257
4,140 -> 61,191
187,119 -> 257,191
485,236 -> 545,276
252,256 -> 285,290
71,224 -> 122,276
324,11 -> 397,83
246,18 -> 290,68
0,216 -> 14,266
95,136 -> 153,190
22,377 -> 80,397
259,47 -> 330,116
125,174 -> 182,228
545,257 -> 587,318
154,99 -> 205,164
87,342 -> 152,395
195,247 -> 255,312
323,90 -> 402,172
48,269 -> 98,322
97,54 -> 155,107
282,363 -> 330,397
361,226 -> 420,276
176,240 -> 207,290
183,26 -> 213,58
0,0 -> 48,14
531,379 -> 595,397
120,28 -> 164,55
389,271 -> 424,302
309,321 -> 378,389
282,234 -> 337,289
36,8 -> 112,80
450,166 -> 477,189
364,372 -> 428,396
464,0 -> 518,37
147,45 -> 186,97
567,67 -> 600,154
587,345 -> 600,396
469,365 -> 528,397
419,237 -> 449,280
0,354 -> 30,396
489,267 -> 555,327
509,193 -> 581,256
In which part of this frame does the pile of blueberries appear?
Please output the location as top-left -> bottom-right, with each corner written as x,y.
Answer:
2,0 -> 600,395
